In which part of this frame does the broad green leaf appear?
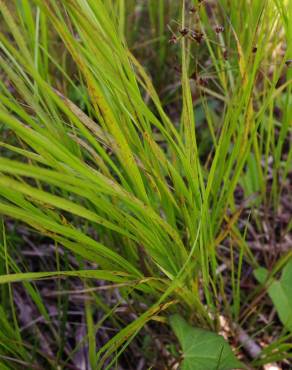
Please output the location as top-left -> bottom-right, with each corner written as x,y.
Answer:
170,315 -> 244,370
254,259 -> 292,332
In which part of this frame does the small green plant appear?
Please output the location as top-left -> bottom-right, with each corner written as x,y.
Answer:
255,259 -> 292,332
0,0 -> 291,368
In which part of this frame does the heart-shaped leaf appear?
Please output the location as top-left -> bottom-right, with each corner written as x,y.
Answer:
254,259 -> 292,332
170,314 -> 244,370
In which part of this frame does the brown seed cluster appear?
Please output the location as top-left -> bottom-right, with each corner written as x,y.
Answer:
179,28 -> 189,37
169,27 -> 204,44
168,35 -> 177,44
215,25 -> 224,34
190,30 -> 204,44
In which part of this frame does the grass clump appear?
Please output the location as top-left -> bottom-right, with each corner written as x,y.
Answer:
0,0 -> 291,368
